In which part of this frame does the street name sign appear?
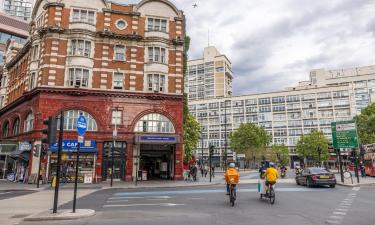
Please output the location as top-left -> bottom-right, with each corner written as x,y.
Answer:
331,121 -> 359,149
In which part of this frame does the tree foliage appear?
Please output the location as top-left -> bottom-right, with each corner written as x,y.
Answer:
269,144 -> 289,166
182,35 -> 200,161
229,123 -> 272,163
296,130 -> 330,162
354,103 -> 375,144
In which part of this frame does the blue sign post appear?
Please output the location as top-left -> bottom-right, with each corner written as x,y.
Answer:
73,114 -> 87,213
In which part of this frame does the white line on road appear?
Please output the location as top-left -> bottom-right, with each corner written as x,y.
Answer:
329,215 -> 343,220
103,203 -> 185,208
326,220 -> 341,224
335,208 -> 348,212
352,187 -> 360,191
106,200 -> 129,203
333,212 -> 346,215
108,196 -> 145,200
0,192 -> 11,195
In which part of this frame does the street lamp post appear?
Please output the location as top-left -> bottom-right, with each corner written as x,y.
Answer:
201,127 -> 204,166
224,100 -> 229,171
111,120 -> 117,187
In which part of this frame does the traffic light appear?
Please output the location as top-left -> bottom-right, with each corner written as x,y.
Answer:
42,116 -> 57,145
209,145 -> 214,156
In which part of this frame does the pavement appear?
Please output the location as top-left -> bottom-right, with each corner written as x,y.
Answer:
335,173 -> 375,187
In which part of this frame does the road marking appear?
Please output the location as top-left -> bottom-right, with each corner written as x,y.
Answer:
0,192 -> 11,195
326,220 -> 341,224
106,200 -> 129,203
333,212 -> 346,215
103,203 -> 184,208
352,187 -> 360,191
329,216 -> 343,219
335,208 -> 348,212
113,187 -> 329,197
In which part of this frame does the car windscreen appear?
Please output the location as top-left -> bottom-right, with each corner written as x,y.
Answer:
309,168 -> 329,174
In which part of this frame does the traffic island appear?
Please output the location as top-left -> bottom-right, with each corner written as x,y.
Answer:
23,209 -> 95,221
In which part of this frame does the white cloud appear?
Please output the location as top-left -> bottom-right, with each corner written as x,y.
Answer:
113,0 -> 375,95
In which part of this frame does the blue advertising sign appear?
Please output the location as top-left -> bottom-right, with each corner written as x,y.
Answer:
77,115 -> 87,136
49,140 -> 96,153
140,136 -> 177,141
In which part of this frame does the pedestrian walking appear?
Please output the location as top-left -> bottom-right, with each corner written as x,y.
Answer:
211,166 -> 215,177
204,164 -> 208,177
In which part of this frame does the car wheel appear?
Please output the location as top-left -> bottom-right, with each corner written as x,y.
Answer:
306,178 -> 312,187
330,184 -> 336,188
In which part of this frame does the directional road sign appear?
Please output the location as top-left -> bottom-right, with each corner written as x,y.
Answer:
77,115 -> 87,137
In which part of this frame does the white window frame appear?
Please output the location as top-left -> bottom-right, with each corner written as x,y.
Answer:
114,45 -> 126,61
112,111 -> 122,125
148,47 -> 166,63
24,112 -> 34,132
134,113 -> 175,133
31,45 -> 39,60
147,74 -> 166,92
71,8 -> 95,24
113,72 -> 124,89
28,72 -> 36,90
68,68 -> 90,88
70,39 -> 91,57
147,17 -> 168,32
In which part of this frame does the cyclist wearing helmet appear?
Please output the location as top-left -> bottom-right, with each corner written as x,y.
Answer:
262,162 -> 278,193
224,163 -> 240,195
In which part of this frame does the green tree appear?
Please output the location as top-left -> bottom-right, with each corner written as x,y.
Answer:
182,35 -> 200,161
354,103 -> 375,144
229,123 -> 271,167
269,144 -> 289,166
296,130 -> 330,164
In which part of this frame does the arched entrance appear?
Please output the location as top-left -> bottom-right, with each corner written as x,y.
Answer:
133,113 -> 180,181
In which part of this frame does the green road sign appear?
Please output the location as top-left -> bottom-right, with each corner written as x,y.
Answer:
331,121 -> 359,149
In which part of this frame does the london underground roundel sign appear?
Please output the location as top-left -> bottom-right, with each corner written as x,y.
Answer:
77,115 -> 87,136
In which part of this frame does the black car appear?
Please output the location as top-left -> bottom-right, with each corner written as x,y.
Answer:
296,167 -> 336,188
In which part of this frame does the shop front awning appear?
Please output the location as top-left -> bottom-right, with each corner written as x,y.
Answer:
0,143 -> 18,155
48,140 -> 97,153
9,149 -> 30,161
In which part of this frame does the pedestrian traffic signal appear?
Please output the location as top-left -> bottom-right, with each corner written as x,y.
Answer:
42,116 -> 57,145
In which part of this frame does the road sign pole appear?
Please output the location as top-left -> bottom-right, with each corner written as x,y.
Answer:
53,112 -> 64,214
337,149 -> 344,183
36,144 -> 42,188
72,141 -> 80,213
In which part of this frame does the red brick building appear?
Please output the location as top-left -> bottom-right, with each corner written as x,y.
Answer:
0,0 -> 185,183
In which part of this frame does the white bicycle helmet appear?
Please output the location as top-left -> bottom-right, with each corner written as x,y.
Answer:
229,163 -> 236,168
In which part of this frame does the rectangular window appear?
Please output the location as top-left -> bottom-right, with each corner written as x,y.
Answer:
148,47 -> 166,63
147,74 -> 166,92
71,9 -> 95,24
112,111 -> 122,125
147,17 -> 168,32
68,68 -> 90,87
31,45 -> 39,60
113,72 -> 124,89
28,72 -> 36,90
70,40 -> 91,57
114,45 -> 126,61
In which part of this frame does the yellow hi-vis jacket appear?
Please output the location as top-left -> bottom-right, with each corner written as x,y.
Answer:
224,168 -> 240,184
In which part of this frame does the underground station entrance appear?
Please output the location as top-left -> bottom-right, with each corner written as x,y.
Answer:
139,144 -> 175,180
135,134 -> 179,181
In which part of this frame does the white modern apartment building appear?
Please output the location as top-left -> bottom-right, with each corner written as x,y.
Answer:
185,46 -> 233,101
0,0 -> 34,21
189,65 -> 375,166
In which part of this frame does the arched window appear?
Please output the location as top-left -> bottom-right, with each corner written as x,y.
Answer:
63,110 -> 98,131
2,122 -> 9,138
13,118 -> 20,135
24,112 -> 34,132
134,113 -> 175,133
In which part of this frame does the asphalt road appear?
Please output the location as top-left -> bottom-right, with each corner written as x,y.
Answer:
0,190 -> 36,200
19,183 -> 375,225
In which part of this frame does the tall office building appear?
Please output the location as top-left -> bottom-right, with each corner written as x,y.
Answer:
185,46 -> 233,101
189,65 -> 375,167
0,0 -> 34,21
0,11 -> 28,108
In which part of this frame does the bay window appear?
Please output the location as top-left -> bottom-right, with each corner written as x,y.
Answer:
113,72 -> 124,89
147,74 -> 165,92
72,9 -> 95,24
147,18 -> 167,32
148,47 -> 166,63
70,40 -> 91,57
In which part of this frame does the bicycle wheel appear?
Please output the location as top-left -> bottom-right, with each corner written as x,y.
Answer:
230,189 -> 235,207
269,187 -> 275,205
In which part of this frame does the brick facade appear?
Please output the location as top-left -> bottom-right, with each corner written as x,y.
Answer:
0,0 -> 185,182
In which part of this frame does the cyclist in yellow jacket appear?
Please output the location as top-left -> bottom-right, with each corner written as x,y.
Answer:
224,163 -> 240,195
262,162 -> 279,193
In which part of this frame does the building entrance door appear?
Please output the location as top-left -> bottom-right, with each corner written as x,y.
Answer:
139,144 -> 175,180
102,141 -> 127,181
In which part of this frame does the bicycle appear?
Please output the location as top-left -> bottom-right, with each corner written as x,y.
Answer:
260,182 -> 275,205
228,179 -> 237,207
